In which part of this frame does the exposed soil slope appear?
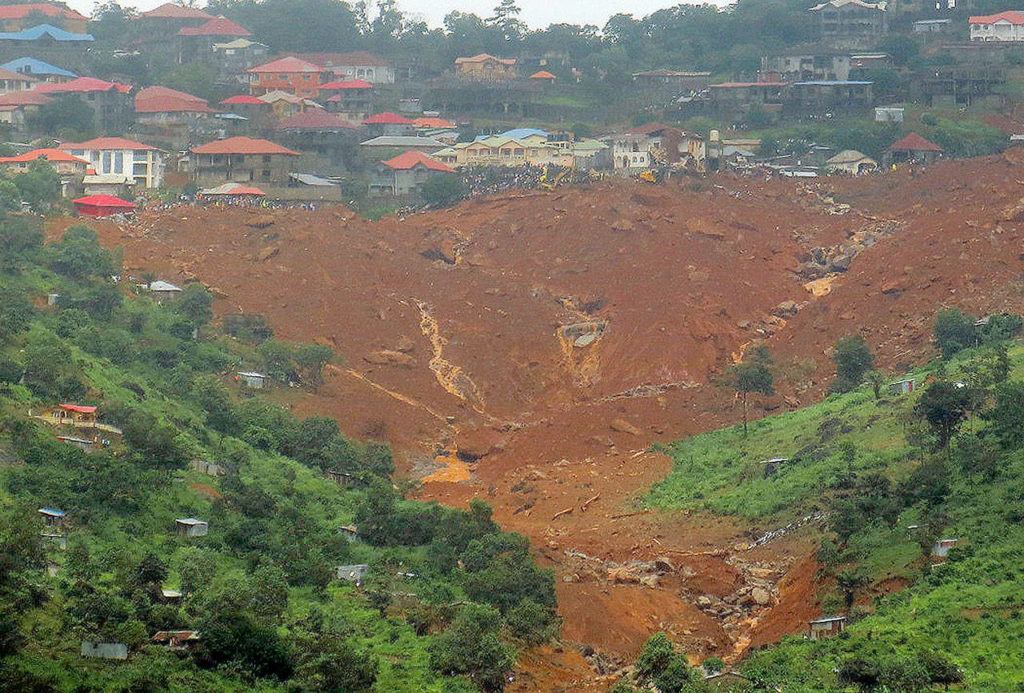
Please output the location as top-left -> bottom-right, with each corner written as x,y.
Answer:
55,151 -> 1024,689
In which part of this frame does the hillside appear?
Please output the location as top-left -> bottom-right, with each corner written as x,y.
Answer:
30,152 -> 1024,689
0,218 -> 558,692
645,341 -> 1024,691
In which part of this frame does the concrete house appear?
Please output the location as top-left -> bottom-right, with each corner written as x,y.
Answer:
809,0 -> 888,40
0,4 -> 90,34
60,136 -> 163,189
151,630 -> 200,651
212,38 -> 269,83
35,77 -> 132,133
932,538 -> 959,557
632,69 -> 711,90
249,56 -> 331,99
236,370 -> 269,389
825,149 -> 877,174
370,150 -> 455,197
363,111 -> 415,137
0,65 -> 33,94
760,53 -> 852,82
338,525 -> 360,542
325,469 -> 355,486
176,16 -> 251,65
884,132 -> 943,166
808,615 -> 847,639
0,148 -> 88,196
190,136 -> 300,186
296,51 -> 394,84
970,11 -> 1024,42
455,53 -> 516,81
320,78 -> 373,120
175,518 -> 208,537
274,109 -> 360,169
889,378 -> 916,395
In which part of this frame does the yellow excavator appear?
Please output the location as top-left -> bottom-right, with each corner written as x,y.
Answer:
539,165 -> 571,190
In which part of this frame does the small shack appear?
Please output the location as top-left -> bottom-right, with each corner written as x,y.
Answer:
72,194 -> 136,218
325,470 -> 355,486
704,670 -> 752,690
57,435 -> 98,452
151,630 -> 200,651
190,459 -> 225,476
932,538 -> 959,557
175,518 -> 208,537
759,457 -> 789,476
336,564 -> 369,585
38,507 -> 66,528
884,133 -> 943,167
160,588 -> 184,603
81,641 -> 128,660
890,378 -> 915,395
41,532 -> 66,550
146,280 -> 182,301
808,615 -> 847,640
236,371 -> 269,389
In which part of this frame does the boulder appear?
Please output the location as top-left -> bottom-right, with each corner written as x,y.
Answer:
610,418 -> 643,436
363,350 -> 415,366
751,587 -> 771,606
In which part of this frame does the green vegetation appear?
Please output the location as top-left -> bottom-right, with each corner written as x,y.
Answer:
0,212 -> 556,692
648,326 -> 1024,691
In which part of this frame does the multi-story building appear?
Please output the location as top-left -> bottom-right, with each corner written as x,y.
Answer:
0,4 -> 89,33
189,136 -> 300,186
0,56 -> 75,83
60,136 -> 164,189
809,0 -> 888,40
760,53 -> 852,82
454,54 -> 517,81
248,56 -> 331,99
176,16 -> 251,65
35,77 -> 134,133
294,51 -> 394,84
969,11 -> 1024,42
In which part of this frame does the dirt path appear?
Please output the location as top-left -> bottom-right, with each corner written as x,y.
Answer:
62,153 -> 1024,688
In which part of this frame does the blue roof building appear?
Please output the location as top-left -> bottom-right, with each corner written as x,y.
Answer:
0,57 -> 76,80
0,24 -> 94,43
499,127 -> 548,140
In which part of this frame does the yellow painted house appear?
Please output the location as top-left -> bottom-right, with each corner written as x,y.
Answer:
433,136 -> 573,168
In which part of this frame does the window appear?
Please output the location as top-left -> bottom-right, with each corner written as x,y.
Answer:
101,150 -> 111,172
113,151 -> 123,174
261,169 -> 270,178
262,155 -> 271,163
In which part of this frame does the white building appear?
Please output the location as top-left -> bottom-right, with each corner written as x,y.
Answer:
970,11 -> 1024,42
603,133 -> 652,171
60,136 -> 165,189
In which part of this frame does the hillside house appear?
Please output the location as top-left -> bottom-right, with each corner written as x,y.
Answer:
275,109 -> 359,168
0,4 -> 89,34
236,370 -> 269,388
176,16 -> 250,65
913,18 -> 951,34
455,53 -> 516,81
825,149 -> 877,174
249,56 -> 331,99
0,65 -> 33,93
0,56 -> 74,83
529,70 -> 557,85
338,525 -> 360,541
42,531 -> 66,548
970,11 -> 1024,41
370,150 -> 455,196
884,132 -> 943,166
130,3 -> 213,62
321,79 -> 372,119
336,564 -> 369,584
30,403 -> 123,435
296,51 -> 394,84
707,81 -> 786,116
36,78 -> 133,132
363,111 -> 414,137
0,148 -> 88,195
211,38 -> 269,83
57,435 -> 98,451
360,135 -> 445,155
787,80 -> 873,113
632,70 -> 711,90
932,538 -> 959,557
0,24 -> 94,65
135,86 -> 216,127
603,133 -> 653,171
875,106 -> 904,122
38,507 -> 65,528
151,630 -> 200,651
81,641 -> 128,660
808,615 -> 847,639
889,378 -> 916,394
433,135 -> 571,168
704,671 -> 752,690
219,93 -> 270,122
190,459 -> 226,476
60,137 -> 164,189
919,64 -> 1006,107
189,136 -> 300,186
146,280 -> 182,301
258,89 -> 320,119
761,53 -> 852,82
175,518 -> 208,537
625,123 -> 706,167
809,0 -> 888,40
0,88 -> 50,129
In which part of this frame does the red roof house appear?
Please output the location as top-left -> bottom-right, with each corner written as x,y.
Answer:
73,194 -> 135,217
177,16 -> 250,36
0,148 -> 89,176
0,4 -> 89,33
248,56 -> 331,98
381,150 -> 454,173
373,150 -> 455,197
275,110 -> 358,130
138,3 -> 215,20
221,94 -> 266,106
190,136 -> 299,156
364,112 -> 412,125
885,132 -> 944,165
190,137 -> 301,186
35,77 -> 132,95
413,117 -> 456,129
60,136 -> 157,152
320,79 -> 372,91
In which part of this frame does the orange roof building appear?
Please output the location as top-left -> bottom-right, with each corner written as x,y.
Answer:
248,56 -> 331,99
0,4 -> 89,33
372,150 -> 455,197
529,70 -> 557,83
189,136 -> 300,187
455,53 -> 517,82
0,148 -> 89,181
885,132 -> 944,166
60,137 -> 164,189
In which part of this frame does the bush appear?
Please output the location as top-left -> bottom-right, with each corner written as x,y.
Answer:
421,174 -> 468,208
933,308 -> 976,359
504,598 -> 558,645
832,336 -> 873,393
429,603 -> 514,692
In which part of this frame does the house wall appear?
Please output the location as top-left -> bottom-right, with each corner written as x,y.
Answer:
192,152 -> 296,186
970,21 -> 1024,42
250,71 -> 326,98
456,60 -> 516,81
65,147 -> 164,188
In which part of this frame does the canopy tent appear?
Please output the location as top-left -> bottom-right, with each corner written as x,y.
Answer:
72,194 -> 135,217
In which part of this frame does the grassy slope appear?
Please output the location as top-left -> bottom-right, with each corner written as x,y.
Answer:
0,264 -> 461,692
647,346 -> 1024,691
